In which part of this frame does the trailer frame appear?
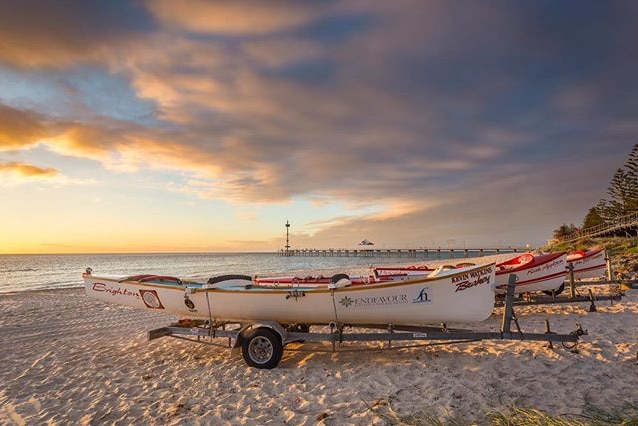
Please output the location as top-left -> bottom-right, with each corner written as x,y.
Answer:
147,275 -> 587,369
494,263 -> 624,311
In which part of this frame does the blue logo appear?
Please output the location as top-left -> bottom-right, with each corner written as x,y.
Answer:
413,287 -> 431,304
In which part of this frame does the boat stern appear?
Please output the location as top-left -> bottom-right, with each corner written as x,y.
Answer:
82,268 -> 146,309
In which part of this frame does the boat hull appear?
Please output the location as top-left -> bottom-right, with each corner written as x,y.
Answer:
84,264 -> 496,325
373,253 -> 567,294
567,249 -> 606,280
495,253 -> 567,293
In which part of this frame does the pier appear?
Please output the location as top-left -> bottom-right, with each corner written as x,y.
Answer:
278,247 -> 529,259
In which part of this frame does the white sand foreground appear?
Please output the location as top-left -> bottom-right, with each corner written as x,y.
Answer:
1,286 -> 637,425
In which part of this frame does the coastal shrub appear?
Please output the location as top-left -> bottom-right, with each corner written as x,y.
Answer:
365,400 -> 638,425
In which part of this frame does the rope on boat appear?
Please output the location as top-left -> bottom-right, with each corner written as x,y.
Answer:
205,290 -> 214,337
330,289 -> 341,325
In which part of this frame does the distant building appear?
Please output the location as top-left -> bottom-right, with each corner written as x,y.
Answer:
359,239 -> 374,246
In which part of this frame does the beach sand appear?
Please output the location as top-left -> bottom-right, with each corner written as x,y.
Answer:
1,285 -> 636,425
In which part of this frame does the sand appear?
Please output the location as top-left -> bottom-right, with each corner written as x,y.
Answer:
1,284 -> 637,425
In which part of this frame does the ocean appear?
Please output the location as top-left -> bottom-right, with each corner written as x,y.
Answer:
0,251 -> 499,294
0,252 -> 399,294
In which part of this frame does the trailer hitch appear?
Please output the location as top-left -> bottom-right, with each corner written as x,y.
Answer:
562,323 -> 587,350
571,323 -> 587,337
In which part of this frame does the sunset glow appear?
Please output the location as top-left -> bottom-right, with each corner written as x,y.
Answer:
1,1 -> 637,253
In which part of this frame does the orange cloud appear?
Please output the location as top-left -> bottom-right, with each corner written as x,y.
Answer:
0,161 -> 95,187
146,0 -> 323,35
0,105 -> 48,151
38,123 -> 222,175
0,161 -> 58,178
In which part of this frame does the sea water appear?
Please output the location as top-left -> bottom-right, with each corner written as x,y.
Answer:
0,251 -> 491,294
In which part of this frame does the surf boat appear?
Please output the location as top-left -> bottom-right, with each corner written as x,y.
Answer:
566,249 -> 607,280
493,252 -> 567,293
373,252 -> 567,294
83,263 -> 496,326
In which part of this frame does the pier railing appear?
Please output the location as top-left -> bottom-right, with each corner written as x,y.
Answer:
277,247 -> 529,259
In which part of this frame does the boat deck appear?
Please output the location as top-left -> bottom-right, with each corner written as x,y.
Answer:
99,275 -> 330,292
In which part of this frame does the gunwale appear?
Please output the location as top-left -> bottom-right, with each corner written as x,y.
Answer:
87,263 -> 496,295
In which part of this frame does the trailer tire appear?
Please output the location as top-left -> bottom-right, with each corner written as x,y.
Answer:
543,283 -> 565,297
207,274 -> 252,284
241,327 -> 283,369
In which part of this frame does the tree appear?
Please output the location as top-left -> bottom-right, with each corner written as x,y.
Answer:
551,144 -> 638,244
598,144 -> 638,220
582,206 -> 604,230
553,223 -> 578,241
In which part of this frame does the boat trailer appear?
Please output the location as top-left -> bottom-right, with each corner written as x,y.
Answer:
495,263 -> 625,311
148,275 -> 587,369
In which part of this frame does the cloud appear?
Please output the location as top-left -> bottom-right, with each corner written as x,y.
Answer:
146,0 -> 326,35
0,160 -> 93,187
241,39 -> 327,69
0,104 -> 48,151
0,0 -> 151,68
1,1 -> 638,247
0,161 -> 58,178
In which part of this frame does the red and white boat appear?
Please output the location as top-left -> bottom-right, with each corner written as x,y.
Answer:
566,249 -> 607,280
493,252 -> 566,293
373,252 -> 567,294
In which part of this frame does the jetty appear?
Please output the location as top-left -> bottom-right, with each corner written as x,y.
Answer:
278,247 -> 529,258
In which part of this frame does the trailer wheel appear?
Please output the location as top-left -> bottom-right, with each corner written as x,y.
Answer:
543,283 -> 565,297
241,327 -> 283,369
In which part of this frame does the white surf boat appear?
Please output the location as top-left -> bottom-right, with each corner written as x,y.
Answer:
373,252 -> 567,294
566,249 -> 607,280
83,263 -> 496,325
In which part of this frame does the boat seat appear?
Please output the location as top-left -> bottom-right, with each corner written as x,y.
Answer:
328,278 -> 352,289
426,265 -> 456,278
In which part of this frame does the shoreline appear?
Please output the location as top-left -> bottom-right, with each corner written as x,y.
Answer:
0,286 -> 84,297
1,282 -> 636,424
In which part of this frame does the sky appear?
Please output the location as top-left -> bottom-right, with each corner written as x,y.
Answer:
1,0 -> 637,254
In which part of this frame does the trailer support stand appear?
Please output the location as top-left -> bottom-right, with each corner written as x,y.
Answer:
568,263 -> 576,298
501,274 -> 517,336
544,320 -> 554,349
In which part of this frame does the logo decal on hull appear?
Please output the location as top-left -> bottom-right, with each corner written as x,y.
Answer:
452,267 -> 493,292
413,287 -> 431,304
140,290 -> 165,309
339,294 -> 408,308
339,296 -> 354,307
92,282 -> 139,298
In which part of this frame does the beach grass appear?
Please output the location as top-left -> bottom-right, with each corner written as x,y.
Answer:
365,399 -> 638,425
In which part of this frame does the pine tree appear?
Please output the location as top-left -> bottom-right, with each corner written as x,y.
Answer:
582,206 -> 604,229
624,144 -> 638,202
598,144 -> 638,220
624,143 -> 638,176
